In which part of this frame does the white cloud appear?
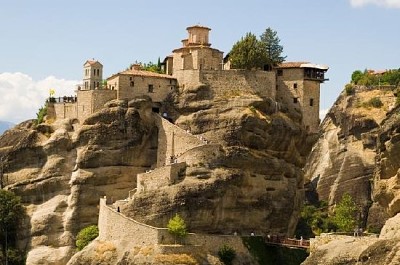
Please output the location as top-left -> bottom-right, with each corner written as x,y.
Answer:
0,73 -> 79,123
350,0 -> 400,8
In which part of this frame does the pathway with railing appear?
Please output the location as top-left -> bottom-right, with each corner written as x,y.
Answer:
265,235 -> 310,249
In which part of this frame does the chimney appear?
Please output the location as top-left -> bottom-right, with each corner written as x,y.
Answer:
131,64 -> 141,71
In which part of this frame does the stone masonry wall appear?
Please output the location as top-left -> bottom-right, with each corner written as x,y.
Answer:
276,68 -> 321,132
155,115 -> 204,167
137,162 -> 186,193
53,103 -> 78,120
77,90 -> 116,122
302,80 -> 320,132
98,198 -> 250,253
98,197 -> 173,245
178,144 -> 222,167
108,75 -> 176,103
200,70 -> 276,100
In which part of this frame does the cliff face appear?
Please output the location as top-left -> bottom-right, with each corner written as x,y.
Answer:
0,100 -> 158,264
304,85 -> 400,229
122,84 -> 314,237
0,84 -> 314,264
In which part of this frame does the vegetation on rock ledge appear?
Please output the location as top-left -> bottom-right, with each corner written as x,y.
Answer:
76,225 -> 99,251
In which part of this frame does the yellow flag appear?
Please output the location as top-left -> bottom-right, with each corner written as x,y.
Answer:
49,88 -> 55,96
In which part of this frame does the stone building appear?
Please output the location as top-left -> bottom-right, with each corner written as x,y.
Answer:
49,25 -> 328,133
276,62 -> 329,133
82,60 -> 103,90
170,25 -> 224,87
106,64 -> 177,111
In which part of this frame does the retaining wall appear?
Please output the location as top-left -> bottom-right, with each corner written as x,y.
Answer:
137,162 -> 186,192
156,116 -> 204,167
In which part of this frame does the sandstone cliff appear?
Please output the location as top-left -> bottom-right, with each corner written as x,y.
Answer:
304,85 -> 400,230
303,213 -> 400,265
0,84 -> 314,264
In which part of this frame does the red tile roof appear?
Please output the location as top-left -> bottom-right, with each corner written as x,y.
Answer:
107,69 -> 176,80
276,62 -> 310,68
186,25 -> 211,31
84,60 -> 102,66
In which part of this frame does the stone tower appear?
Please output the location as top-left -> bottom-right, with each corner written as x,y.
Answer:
276,62 -> 328,133
83,60 -> 103,90
171,25 -> 223,74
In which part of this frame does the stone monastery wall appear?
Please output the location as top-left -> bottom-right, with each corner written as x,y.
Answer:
76,90 -> 117,122
200,70 -> 276,100
53,103 -> 77,120
137,162 -> 186,193
155,115 -> 204,167
98,197 -> 172,245
98,197 -> 250,254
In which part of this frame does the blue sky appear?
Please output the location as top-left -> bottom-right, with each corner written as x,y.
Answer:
0,0 -> 399,123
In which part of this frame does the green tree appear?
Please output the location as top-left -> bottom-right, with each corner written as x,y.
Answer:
76,225 -> 99,251
295,201 -> 336,238
217,244 -> 236,265
351,70 -> 364,84
332,193 -> 358,232
229,32 -> 265,70
167,213 -> 187,244
260,27 -> 286,69
0,190 -> 25,262
36,104 -> 47,125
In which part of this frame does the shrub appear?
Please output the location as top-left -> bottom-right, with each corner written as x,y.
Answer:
167,213 -> 187,244
345,84 -> 355,95
36,104 -> 47,124
367,97 -> 383,108
218,244 -> 236,265
76,225 -> 99,250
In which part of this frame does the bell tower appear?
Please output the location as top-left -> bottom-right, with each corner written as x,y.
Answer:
83,60 -> 103,90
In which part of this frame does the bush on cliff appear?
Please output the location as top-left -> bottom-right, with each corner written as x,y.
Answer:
35,104 -> 47,125
76,225 -> 99,251
218,244 -> 236,265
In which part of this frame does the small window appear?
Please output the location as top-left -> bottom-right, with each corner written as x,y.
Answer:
130,77 -> 133,81
293,98 -> 298,103
97,69 -> 100,76
294,83 -> 298,89
148,84 -> 154,93
310,98 -> 314,106
130,81 -> 134,87
276,85 -> 278,90
277,69 -> 283,76
93,69 -> 96,76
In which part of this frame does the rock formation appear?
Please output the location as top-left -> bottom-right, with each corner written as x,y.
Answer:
304,85 -> 400,230
303,213 -> 400,265
0,80 -> 315,264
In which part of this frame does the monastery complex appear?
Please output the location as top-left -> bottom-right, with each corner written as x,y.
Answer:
48,25 -> 328,133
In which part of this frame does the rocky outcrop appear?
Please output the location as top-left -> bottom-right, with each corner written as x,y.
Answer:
303,213 -> 400,265
122,83 -> 315,237
0,100 -> 158,264
304,86 -> 399,229
1,83 -> 314,264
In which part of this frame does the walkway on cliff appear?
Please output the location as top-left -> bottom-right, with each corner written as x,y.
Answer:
265,236 -> 310,249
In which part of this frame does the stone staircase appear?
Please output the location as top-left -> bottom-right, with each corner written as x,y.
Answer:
113,114 -> 211,208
